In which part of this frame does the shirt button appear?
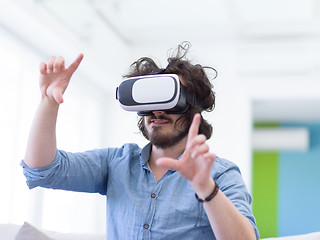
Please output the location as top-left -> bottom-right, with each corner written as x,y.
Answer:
144,224 -> 149,229
151,193 -> 156,198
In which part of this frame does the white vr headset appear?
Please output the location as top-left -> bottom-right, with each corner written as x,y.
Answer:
116,74 -> 200,116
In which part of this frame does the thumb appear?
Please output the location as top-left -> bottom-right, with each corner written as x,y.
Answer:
157,157 -> 180,171
52,87 -> 64,104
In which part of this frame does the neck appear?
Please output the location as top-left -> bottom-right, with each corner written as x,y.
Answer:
148,136 -> 187,182
149,136 -> 187,164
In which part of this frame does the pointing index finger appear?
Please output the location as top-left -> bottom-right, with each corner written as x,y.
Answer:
187,113 -> 201,143
67,53 -> 84,74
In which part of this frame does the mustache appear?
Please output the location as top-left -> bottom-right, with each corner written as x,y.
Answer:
149,115 -> 172,122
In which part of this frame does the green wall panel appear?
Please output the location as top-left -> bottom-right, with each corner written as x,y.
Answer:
252,152 -> 278,238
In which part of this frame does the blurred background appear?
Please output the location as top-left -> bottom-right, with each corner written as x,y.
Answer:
0,0 -> 319,238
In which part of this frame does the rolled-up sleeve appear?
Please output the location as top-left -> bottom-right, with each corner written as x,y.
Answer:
213,157 -> 260,239
21,148 -> 109,195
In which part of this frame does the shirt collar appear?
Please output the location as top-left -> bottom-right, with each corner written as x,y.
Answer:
139,142 -> 184,172
139,142 -> 152,168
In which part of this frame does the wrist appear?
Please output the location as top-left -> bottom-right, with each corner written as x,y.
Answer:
41,95 -> 60,108
195,180 -> 219,203
191,178 -> 216,200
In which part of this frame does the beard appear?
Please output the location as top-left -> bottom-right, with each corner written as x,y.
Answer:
145,116 -> 189,149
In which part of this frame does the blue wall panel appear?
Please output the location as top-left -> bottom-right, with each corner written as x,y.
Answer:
278,123 -> 320,236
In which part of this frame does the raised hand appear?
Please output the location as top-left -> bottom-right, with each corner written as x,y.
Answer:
157,113 -> 216,192
39,54 -> 84,104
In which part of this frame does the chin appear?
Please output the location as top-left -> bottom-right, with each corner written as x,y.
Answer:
149,130 -> 188,149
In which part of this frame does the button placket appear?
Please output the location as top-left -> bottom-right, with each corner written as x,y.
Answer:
143,171 -> 172,238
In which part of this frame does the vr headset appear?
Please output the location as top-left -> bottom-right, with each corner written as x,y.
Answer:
116,74 -> 200,116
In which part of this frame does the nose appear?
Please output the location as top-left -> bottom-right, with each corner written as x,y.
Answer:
152,110 -> 165,117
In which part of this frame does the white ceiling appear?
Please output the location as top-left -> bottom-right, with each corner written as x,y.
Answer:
36,0 -> 320,44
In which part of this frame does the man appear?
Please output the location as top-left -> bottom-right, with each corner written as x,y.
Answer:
22,43 -> 259,239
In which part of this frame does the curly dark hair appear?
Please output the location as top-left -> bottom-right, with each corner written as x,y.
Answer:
123,42 -> 216,140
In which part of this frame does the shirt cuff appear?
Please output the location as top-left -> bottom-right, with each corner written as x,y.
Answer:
20,149 -> 63,189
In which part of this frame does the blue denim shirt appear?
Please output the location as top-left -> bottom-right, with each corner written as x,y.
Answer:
21,143 -> 259,239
